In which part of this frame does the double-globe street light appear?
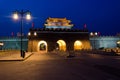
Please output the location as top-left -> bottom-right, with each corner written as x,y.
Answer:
13,10 -> 31,58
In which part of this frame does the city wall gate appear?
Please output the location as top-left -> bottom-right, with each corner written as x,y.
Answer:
28,29 -> 91,53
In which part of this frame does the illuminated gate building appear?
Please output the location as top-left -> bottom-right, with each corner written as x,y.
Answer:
28,17 -> 91,52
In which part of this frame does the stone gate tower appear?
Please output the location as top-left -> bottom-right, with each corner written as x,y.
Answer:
28,18 -> 91,52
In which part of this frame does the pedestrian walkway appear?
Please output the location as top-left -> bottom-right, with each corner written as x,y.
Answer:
26,52 -> 65,61
0,51 -> 33,61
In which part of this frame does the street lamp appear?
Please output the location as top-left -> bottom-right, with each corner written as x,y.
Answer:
13,10 -> 31,58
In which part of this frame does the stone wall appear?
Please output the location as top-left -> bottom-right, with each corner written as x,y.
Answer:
90,36 -> 120,49
1,36 -> 119,51
0,37 -> 28,51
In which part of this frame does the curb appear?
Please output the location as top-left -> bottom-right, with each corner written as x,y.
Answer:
0,53 -> 33,62
22,52 -> 33,61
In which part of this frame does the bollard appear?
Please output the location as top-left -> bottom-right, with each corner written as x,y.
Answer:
21,50 -> 25,58
22,51 -> 25,58
20,50 -> 23,57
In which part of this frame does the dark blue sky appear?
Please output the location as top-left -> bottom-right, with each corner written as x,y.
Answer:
0,0 -> 120,36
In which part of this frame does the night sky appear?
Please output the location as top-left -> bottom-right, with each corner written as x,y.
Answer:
0,0 -> 120,36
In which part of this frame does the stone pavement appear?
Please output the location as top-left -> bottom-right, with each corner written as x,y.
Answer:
0,51 -> 33,61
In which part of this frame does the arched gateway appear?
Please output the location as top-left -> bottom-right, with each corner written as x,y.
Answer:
38,41 -> 47,52
57,40 -> 66,51
74,40 -> 83,51
28,17 -> 91,52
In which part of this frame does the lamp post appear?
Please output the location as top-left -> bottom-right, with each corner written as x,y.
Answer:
13,10 -> 31,57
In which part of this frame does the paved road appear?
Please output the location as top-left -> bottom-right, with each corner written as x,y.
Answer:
0,52 -> 120,80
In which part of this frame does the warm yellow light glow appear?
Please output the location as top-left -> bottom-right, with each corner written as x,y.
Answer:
26,13 -> 31,20
38,41 -> 47,52
90,32 -> 93,36
0,42 -> 4,46
13,13 -> 18,20
34,32 -> 37,36
57,41 -> 62,50
57,40 -> 66,51
74,40 -> 82,50
57,41 -> 61,46
117,41 -> 120,44
28,32 -> 31,36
